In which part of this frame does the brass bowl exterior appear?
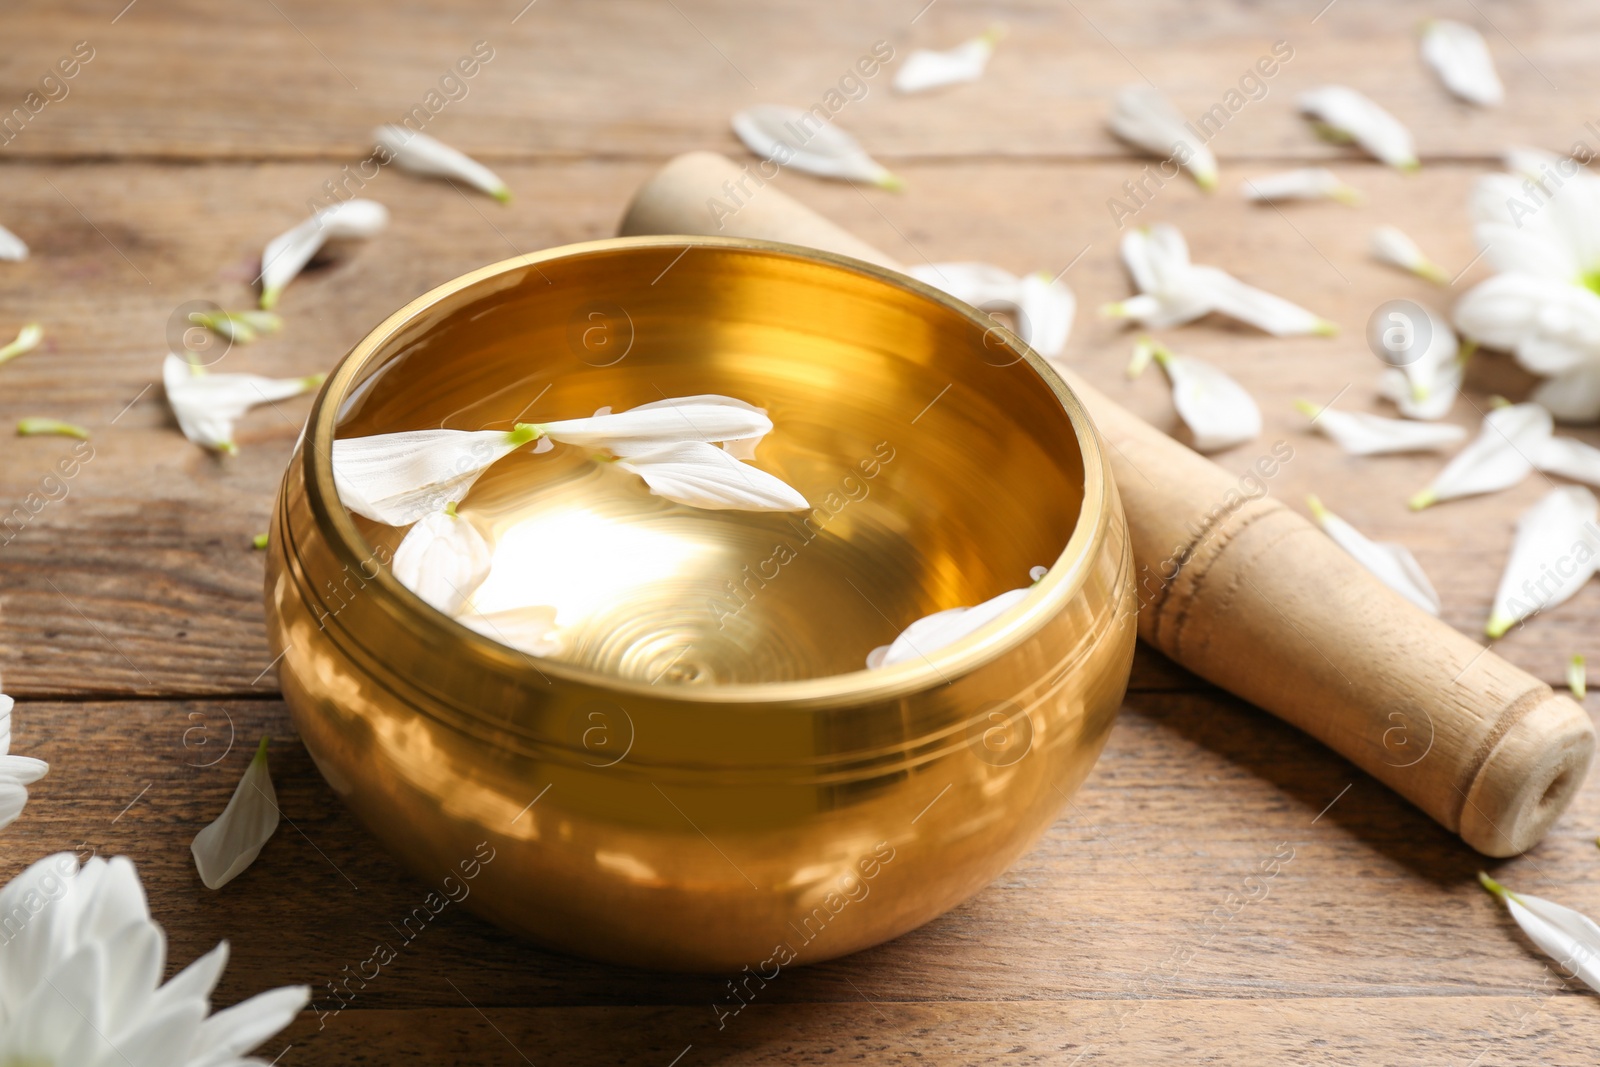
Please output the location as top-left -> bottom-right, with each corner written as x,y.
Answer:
264,236 -> 1136,972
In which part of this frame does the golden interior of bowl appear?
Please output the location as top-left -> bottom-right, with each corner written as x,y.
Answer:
329,239 -> 1086,687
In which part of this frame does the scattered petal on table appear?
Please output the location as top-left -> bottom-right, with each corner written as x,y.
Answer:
1480,873 -> 1600,993
0,323 -> 42,365
1242,168 -> 1362,205
1297,402 -> 1466,454
191,737 -> 281,890
893,28 -> 1000,93
1486,486 -> 1600,637
731,105 -> 902,189
259,198 -> 389,309
375,125 -> 511,201
1571,654 -> 1588,699
1298,85 -> 1419,170
1409,402 -> 1551,508
1141,341 -> 1261,453
908,262 -> 1076,356
163,353 -> 322,455
1421,19 -> 1504,106
1371,225 -> 1449,284
1108,85 -> 1219,190
0,694 -> 48,832
0,224 -> 26,262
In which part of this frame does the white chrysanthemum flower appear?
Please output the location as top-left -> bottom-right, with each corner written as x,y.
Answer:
0,694 -> 47,831
1298,86 -> 1419,170
893,28 -> 1000,94
1453,150 -> 1600,421
334,395 -> 802,525
1108,85 -> 1218,190
0,850 -> 308,1064
1421,20 -> 1503,107
907,262 -> 1075,356
615,440 -> 808,511
191,737 -> 280,890
1376,304 -> 1465,420
375,125 -> 510,202
258,198 -> 389,310
1409,401 -> 1600,508
1242,168 -> 1362,205
731,106 -> 902,189
1104,224 -> 1334,336
1370,224 -> 1449,284
1306,495 -> 1439,614
1480,873 -> 1600,992
1296,401 -> 1466,454
0,224 -> 27,262
391,506 -> 493,615
162,354 -> 323,455
867,572 -> 1043,670
1485,486 -> 1600,637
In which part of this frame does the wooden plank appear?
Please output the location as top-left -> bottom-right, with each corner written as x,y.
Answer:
270,998 -> 1600,1066
0,0 -> 1595,163
0,158 -> 1588,695
9,694 -> 1600,1017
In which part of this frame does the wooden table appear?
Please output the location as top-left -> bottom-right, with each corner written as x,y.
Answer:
4,1 -> 1599,1062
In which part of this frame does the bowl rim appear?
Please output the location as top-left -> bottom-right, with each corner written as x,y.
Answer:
300,234 -> 1116,711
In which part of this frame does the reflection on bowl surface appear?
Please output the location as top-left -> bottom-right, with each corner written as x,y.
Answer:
266,237 -> 1135,970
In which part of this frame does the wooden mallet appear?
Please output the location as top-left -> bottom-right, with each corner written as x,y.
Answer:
619,151 -> 1594,857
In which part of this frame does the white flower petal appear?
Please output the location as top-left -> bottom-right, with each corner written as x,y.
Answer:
1242,168 -> 1362,204
456,605 -> 563,657
1106,224 -> 1332,335
1188,265 -> 1334,336
1482,874 -> 1600,993
0,224 -> 27,262
615,440 -> 808,511
1377,306 -> 1464,420
1298,85 -> 1418,170
1454,274 -> 1600,376
1410,402 -> 1551,507
259,198 -> 389,309
1153,348 -> 1261,453
1307,496 -> 1440,614
1421,20 -> 1504,106
0,694 -> 47,833
869,586 -> 1032,669
392,510 -> 493,616
893,30 -> 998,94
1300,404 -> 1466,454
908,263 -> 1075,357
190,738 -> 280,890
731,105 -> 902,189
1535,434 -> 1600,486
1533,364 -> 1600,424
540,395 -> 773,455
162,354 -> 321,454
1371,224 -> 1449,283
375,125 -> 510,202
1486,486 -> 1600,637
331,427 -> 525,526
188,984 -> 312,1067
1108,85 -> 1218,189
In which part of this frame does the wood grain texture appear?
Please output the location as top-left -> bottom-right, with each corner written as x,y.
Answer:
2,0 -> 1597,163
7,694 -> 1600,1062
3,0 -> 1600,1062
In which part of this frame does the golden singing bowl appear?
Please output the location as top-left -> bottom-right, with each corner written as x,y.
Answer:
264,236 -> 1137,971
